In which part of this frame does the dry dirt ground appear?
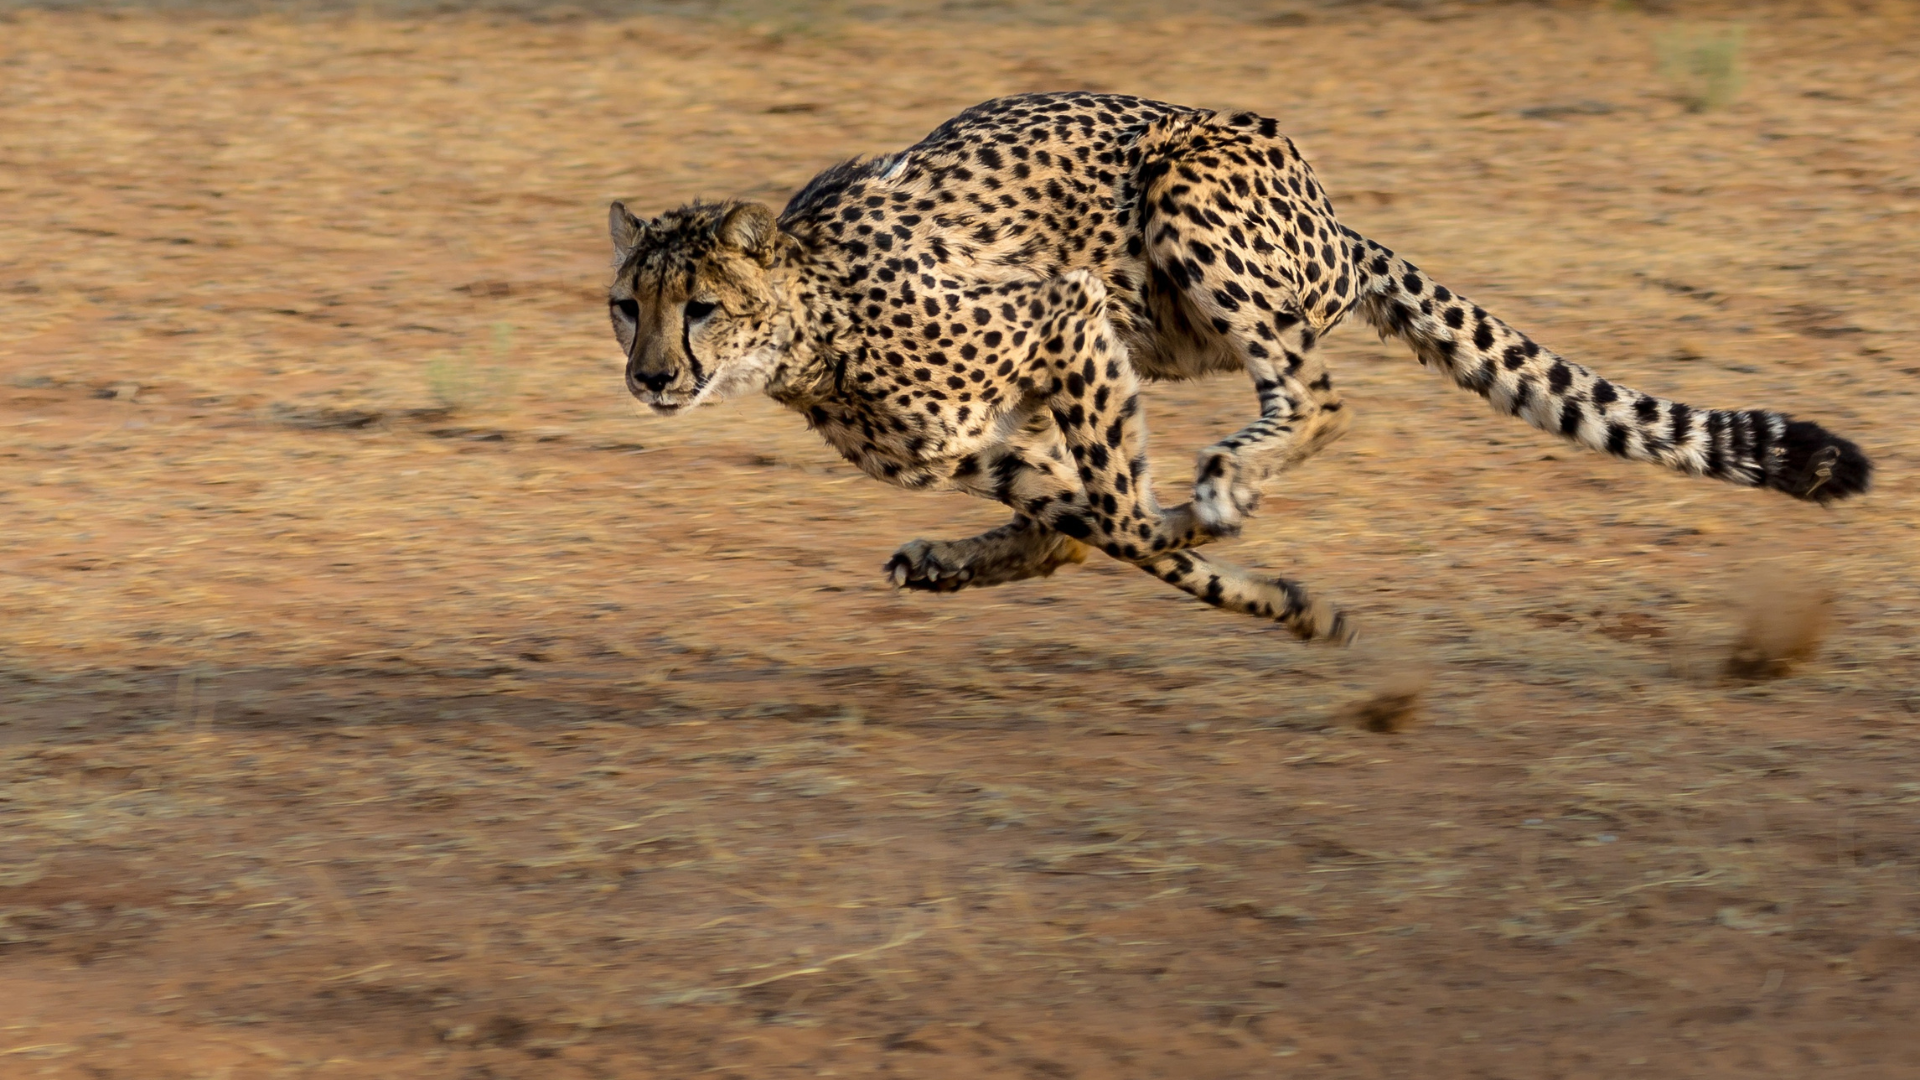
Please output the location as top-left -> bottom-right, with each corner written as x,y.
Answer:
2,2 -> 1919,1077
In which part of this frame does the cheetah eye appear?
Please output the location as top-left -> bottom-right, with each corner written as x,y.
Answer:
684,299 -> 718,322
612,298 -> 639,321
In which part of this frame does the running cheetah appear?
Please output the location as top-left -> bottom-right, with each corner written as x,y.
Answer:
607,92 -> 1870,643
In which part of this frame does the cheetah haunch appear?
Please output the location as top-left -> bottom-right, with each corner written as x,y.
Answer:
607,93 -> 1870,643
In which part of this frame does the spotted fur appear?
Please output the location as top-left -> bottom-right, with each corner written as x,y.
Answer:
608,92 -> 1871,642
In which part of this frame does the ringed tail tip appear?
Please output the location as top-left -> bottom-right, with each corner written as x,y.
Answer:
1771,420 -> 1871,504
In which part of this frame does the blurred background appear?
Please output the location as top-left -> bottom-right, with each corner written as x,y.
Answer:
1,1 -> 1916,1077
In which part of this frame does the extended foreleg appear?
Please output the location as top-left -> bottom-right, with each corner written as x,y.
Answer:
886,515 -> 1090,592
1142,549 -> 1353,643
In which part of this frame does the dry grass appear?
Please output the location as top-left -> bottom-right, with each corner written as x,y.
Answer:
1,2 -> 1919,1077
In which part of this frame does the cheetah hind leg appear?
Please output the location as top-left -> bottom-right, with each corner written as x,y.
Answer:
886,516 -> 1092,593
1193,401 -> 1353,537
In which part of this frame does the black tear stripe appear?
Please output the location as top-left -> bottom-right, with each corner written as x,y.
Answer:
682,311 -> 702,385
685,343 -> 705,389
1346,237 -> 1870,500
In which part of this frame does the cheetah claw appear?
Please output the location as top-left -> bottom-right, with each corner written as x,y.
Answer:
885,541 -> 975,593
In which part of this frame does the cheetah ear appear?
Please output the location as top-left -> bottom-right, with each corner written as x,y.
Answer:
717,202 -> 781,266
608,202 -> 649,260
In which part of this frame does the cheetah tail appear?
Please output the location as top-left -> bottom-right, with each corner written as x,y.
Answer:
1343,231 -> 1872,504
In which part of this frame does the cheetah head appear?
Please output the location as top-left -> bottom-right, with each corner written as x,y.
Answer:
608,200 -> 790,413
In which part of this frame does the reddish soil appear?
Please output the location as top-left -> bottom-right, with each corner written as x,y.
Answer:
1,3 -> 1918,1077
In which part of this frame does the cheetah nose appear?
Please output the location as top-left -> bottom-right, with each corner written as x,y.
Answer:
628,365 -> 672,395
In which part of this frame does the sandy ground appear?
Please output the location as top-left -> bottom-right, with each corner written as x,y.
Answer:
2,2 -> 1919,1077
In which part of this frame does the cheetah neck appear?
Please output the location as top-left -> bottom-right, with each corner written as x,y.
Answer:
758,263 -> 839,410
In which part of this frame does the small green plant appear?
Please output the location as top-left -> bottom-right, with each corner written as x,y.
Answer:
426,322 -> 520,414
1656,25 -> 1746,112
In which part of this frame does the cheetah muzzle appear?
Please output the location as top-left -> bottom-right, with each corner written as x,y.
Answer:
606,93 -> 1872,644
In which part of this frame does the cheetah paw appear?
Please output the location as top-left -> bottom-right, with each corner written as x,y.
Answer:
885,539 -> 976,593
1193,449 -> 1260,538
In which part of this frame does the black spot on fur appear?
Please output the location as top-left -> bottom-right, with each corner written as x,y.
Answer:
1546,361 -> 1572,395
1669,402 -> 1692,443
1558,400 -> 1583,437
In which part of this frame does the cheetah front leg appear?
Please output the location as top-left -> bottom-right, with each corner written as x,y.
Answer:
925,272 -> 1220,559
930,271 -> 1351,641
930,440 -> 1351,641
886,413 -> 1095,592
886,515 -> 1091,592
1015,271 -> 1218,561
924,432 -> 1347,638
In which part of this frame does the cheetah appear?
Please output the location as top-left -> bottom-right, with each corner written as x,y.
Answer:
607,92 -> 1871,643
